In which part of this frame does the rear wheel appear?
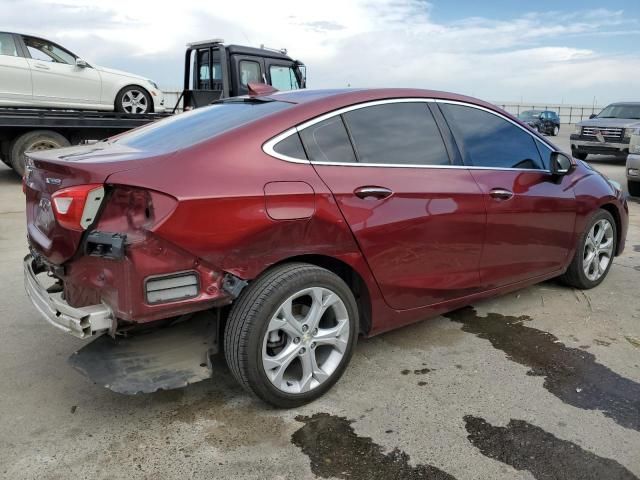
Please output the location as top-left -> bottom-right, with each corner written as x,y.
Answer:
628,180 -> 640,197
560,209 -> 616,289
115,86 -> 152,114
224,263 -> 358,407
10,130 -> 70,177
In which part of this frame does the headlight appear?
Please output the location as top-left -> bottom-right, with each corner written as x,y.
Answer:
624,127 -> 640,139
148,80 -> 159,90
608,179 -> 621,192
574,125 -> 582,134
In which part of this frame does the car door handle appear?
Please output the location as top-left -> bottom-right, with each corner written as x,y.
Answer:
354,186 -> 393,200
34,63 -> 50,70
489,188 -> 514,200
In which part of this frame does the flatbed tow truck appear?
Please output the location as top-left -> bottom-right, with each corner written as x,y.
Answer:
1,39 -> 306,176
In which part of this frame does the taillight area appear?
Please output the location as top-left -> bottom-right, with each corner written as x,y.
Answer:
51,184 -> 105,231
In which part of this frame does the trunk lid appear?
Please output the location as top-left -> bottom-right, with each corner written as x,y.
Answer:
25,142 -> 158,264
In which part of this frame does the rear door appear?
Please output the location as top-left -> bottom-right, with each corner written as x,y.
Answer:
20,35 -> 101,108
0,33 -> 32,105
291,100 -> 486,310
439,102 -> 576,288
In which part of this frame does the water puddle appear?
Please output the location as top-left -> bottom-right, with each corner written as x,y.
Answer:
445,307 -> 640,431
464,415 -> 637,479
292,413 -> 457,479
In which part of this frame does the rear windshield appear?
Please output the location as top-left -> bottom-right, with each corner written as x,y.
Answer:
113,101 -> 291,152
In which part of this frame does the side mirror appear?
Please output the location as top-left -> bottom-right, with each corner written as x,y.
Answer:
589,113 -> 597,119
550,152 -> 573,176
75,58 -> 88,68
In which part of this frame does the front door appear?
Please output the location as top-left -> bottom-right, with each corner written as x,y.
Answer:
439,102 -> 576,288
21,35 -> 101,108
297,101 -> 487,310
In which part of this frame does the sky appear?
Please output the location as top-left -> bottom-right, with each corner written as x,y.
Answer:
2,0 -> 640,105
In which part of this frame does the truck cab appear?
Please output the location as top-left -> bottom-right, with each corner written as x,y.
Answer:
181,39 -> 306,110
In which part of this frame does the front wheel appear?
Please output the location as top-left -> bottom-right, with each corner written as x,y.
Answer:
552,125 -> 560,136
560,209 -> 616,289
115,86 -> 152,114
224,263 -> 358,408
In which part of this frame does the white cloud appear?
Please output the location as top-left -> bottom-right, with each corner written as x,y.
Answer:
3,0 -> 639,104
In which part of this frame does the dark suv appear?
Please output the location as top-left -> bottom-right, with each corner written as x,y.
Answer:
517,110 -> 560,136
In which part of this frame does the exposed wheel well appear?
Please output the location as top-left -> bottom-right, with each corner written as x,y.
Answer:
270,255 -> 373,336
600,203 -> 622,255
115,84 -> 154,113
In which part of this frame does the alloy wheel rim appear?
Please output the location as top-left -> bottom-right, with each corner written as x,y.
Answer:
122,90 -> 148,114
262,286 -> 350,394
582,219 -> 614,282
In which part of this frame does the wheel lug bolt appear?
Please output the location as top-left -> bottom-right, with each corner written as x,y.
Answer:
293,337 -> 300,344
311,342 -> 316,349
312,328 -> 318,336
302,325 -> 308,333
299,347 -> 306,355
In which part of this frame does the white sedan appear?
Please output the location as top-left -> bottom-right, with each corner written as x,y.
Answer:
0,32 -> 165,114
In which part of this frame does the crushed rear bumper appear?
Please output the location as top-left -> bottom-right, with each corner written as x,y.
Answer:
23,254 -> 113,339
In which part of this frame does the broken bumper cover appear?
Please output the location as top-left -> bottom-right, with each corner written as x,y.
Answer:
23,254 -> 113,339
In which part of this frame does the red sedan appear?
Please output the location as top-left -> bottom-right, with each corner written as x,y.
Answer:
23,88 -> 628,406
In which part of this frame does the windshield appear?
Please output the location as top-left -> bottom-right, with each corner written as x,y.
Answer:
518,110 -> 541,120
597,104 -> 640,119
113,101 -> 292,152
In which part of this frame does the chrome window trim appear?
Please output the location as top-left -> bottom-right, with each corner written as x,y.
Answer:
262,97 -> 556,172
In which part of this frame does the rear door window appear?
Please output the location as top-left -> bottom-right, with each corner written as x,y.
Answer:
441,103 -> 545,170
299,116 -> 357,164
342,102 -> 450,165
273,132 -> 307,159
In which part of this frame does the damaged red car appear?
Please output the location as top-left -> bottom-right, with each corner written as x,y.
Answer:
24,88 -> 628,407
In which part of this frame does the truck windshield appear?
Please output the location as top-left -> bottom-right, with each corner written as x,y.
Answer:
597,104 -> 640,119
113,101 -> 291,152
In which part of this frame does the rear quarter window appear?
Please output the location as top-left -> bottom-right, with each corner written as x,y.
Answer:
114,101 -> 291,153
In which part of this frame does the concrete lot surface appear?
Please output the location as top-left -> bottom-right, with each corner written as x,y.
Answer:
0,130 -> 639,480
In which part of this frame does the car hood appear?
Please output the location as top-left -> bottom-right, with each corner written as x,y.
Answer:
577,118 -> 640,128
93,65 -> 151,83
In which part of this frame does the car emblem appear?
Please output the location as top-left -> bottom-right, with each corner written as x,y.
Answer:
594,129 -> 605,143
46,177 -> 62,185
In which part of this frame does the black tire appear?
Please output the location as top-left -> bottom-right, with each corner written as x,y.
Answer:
10,130 -> 70,177
224,263 -> 359,408
560,209 -> 617,289
573,151 -> 588,161
628,180 -> 640,197
115,86 -> 153,114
